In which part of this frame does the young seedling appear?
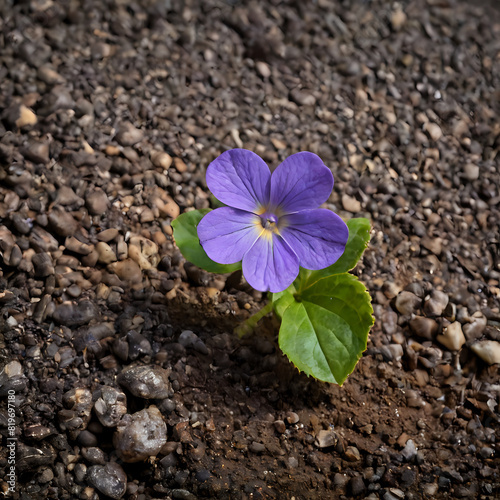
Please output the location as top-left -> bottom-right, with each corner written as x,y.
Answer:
172,149 -> 373,384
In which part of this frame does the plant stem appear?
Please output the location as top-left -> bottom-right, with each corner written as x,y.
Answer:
234,300 -> 274,338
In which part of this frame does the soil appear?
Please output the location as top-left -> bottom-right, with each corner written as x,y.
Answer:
0,0 -> 499,499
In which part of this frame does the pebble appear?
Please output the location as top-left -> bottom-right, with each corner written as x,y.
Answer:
23,141 -> 50,164
48,207 -> 79,236
117,365 -> 173,399
395,291 -> 422,315
150,150 -> 172,169
424,122 -> 443,141
463,163 -> 479,181
0,360 -> 27,395
115,122 -> 143,147
409,316 -> 438,340
178,330 -> 209,355
401,439 -> 418,462
85,188 -> 109,215
349,475 -> 366,496
113,406 -> 167,462
344,446 -> 361,462
52,300 -> 97,327
391,8 -> 407,31
249,441 -> 266,453
342,194 -> 362,213
81,447 -> 106,465
463,311 -> 487,340
97,228 -> 119,242
127,330 -> 153,359
32,252 -> 55,278
315,429 -> 336,448
16,104 -> 38,128
437,322 -> 465,351
256,61 -> 271,78
65,236 -> 94,255
470,341 -> 500,365
93,386 -> 127,427
289,88 -> 316,106
108,259 -> 142,284
274,420 -> 286,434
87,462 -> 127,499
128,236 -> 159,270
423,290 -> 449,317
96,242 -> 117,264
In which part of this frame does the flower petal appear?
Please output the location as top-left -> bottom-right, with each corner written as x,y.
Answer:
242,233 -> 299,292
280,209 -> 348,270
269,152 -> 334,213
206,149 -> 271,212
197,207 -> 261,264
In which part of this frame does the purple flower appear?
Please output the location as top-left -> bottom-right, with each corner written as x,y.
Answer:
197,149 -> 349,293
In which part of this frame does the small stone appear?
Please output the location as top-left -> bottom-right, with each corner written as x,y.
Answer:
290,88 -> 316,106
421,235 -> 443,255
48,207 -> 79,237
87,462 -> 127,499
401,439 -> 418,462
97,228 -> 119,242
274,420 -> 286,434
150,150 -> 172,169
115,122 -> 143,147
23,141 -> 50,164
127,330 -> 153,359
52,300 -> 97,327
117,365 -> 173,399
85,188 -> 109,216
178,330 -> 209,355
463,311 -> 487,340
423,290 -> 449,317
128,236 -> 159,270
409,316 -> 438,340
395,291 -> 422,315
437,322 -> 465,351
81,447 -> 106,465
95,242 -> 117,265
173,157 -> 187,173
256,61 -> 271,78
113,406 -> 167,463
463,163 -> 479,181
424,122 -> 442,141
342,194 -> 362,213
0,360 -> 27,395
249,442 -> 265,454
32,252 -> 55,278
93,386 -> 127,427
65,236 -> 94,255
56,186 -> 84,207
315,429 -> 336,448
349,475 -> 366,496
285,411 -> 300,424
470,341 -> 500,365
391,8 -> 407,31
108,259 -> 142,284
16,105 -> 38,128
344,446 -> 361,462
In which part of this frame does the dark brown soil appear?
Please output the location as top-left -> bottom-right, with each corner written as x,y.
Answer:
0,0 -> 499,499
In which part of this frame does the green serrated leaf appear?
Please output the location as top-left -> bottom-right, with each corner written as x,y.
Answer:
278,273 -> 373,384
171,209 -> 241,274
295,217 -> 371,292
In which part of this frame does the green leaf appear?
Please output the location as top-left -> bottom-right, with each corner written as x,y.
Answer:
278,273 -> 373,384
171,209 -> 241,274
294,217 -> 371,292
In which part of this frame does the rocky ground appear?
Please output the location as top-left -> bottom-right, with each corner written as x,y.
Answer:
0,0 -> 499,498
